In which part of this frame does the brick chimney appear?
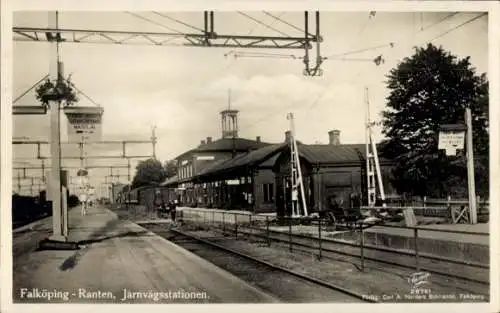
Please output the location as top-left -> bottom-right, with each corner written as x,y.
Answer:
206,137 -> 212,144
328,130 -> 341,145
285,131 -> 291,143
256,136 -> 261,143
200,140 -> 206,145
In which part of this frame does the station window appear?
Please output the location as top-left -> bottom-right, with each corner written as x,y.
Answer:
263,183 -> 274,203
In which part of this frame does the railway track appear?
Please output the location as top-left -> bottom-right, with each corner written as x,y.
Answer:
141,224 -> 372,303
218,224 -> 489,287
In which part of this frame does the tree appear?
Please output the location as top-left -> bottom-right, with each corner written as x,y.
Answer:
380,43 -> 489,198
131,158 -> 167,189
163,160 -> 178,179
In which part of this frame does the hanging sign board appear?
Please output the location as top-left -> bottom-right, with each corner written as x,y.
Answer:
64,106 -> 104,142
438,124 -> 466,156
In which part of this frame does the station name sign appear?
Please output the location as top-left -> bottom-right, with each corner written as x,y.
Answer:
64,106 -> 104,142
438,124 -> 466,156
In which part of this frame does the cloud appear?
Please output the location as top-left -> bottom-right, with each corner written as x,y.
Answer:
13,11 -> 488,165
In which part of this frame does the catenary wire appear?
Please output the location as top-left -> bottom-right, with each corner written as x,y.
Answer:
427,13 -> 486,43
152,12 -> 204,32
262,11 -> 311,36
239,11 -> 376,131
125,11 -> 183,34
237,11 -> 290,37
238,12 -> 484,134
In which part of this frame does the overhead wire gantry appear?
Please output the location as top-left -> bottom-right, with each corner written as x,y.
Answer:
13,11 -> 324,76
12,10 -> 325,244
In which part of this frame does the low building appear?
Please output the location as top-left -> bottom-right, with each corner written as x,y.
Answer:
156,109 -> 396,216
164,108 -> 272,206
190,130 -> 395,216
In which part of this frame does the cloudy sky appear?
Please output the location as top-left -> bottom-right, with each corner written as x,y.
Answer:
12,11 -> 488,196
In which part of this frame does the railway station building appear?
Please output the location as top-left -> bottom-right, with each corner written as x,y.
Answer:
158,109 -> 396,216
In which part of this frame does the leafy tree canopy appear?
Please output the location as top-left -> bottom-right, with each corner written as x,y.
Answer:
380,43 -> 488,198
131,158 -> 167,189
163,160 -> 178,179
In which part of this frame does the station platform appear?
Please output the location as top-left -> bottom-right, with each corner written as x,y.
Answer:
178,207 -> 489,264
12,204 -> 279,304
335,222 -> 489,264
364,222 -> 489,245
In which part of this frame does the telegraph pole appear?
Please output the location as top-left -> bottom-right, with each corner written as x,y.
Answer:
465,107 -> 477,224
151,126 -> 157,160
48,11 -> 67,242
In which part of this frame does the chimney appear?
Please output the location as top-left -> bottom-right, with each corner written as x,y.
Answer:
200,140 -> 206,145
328,130 -> 341,145
256,136 -> 261,143
206,137 -> 212,144
285,131 -> 291,143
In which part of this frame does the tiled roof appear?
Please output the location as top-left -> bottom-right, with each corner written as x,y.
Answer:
195,143 -> 287,178
296,143 -> 391,165
197,137 -> 271,152
196,157 -> 234,176
260,153 -> 280,167
174,137 -> 272,160
193,142 -> 392,178
160,175 -> 179,186
298,144 -> 363,164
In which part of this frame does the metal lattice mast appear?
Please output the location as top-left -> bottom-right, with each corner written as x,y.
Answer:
287,113 -> 308,217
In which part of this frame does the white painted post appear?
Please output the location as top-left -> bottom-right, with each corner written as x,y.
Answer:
48,11 -> 66,242
465,107 -> 477,224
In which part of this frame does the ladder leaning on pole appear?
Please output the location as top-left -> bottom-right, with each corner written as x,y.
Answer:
287,113 -> 308,217
364,87 -> 386,208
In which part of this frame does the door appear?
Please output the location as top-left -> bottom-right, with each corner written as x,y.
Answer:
325,186 -> 352,209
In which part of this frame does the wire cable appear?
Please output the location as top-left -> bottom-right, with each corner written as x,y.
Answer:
325,42 -> 395,59
66,78 -> 101,107
427,13 -> 486,43
13,74 -> 49,104
125,11 -> 183,34
238,68 -> 365,132
191,13 -> 288,110
237,11 -> 290,37
239,12 -> 376,131
152,12 -> 204,33
262,11 -> 311,36
421,12 -> 459,31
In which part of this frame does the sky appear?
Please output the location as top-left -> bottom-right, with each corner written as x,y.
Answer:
11,11 -> 489,196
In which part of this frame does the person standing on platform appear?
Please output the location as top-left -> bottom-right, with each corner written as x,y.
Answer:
79,192 -> 87,216
168,200 -> 177,224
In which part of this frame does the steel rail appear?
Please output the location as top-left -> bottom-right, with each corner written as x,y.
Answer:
214,225 -> 489,285
257,225 -> 489,268
170,228 -> 375,303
